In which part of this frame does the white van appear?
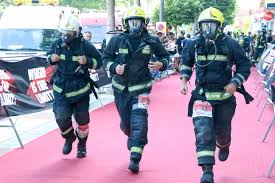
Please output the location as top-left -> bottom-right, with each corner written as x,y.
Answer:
0,0 -> 80,62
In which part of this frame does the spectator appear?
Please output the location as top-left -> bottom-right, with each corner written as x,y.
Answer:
176,30 -> 185,54
83,31 -> 92,41
181,33 -> 191,49
267,29 -> 273,43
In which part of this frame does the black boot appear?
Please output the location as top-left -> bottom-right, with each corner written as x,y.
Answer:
62,135 -> 76,155
218,147 -> 230,161
77,142 -> 87,158
200,165 -> 214,183
75,129 -> 88,158
128,159 -> 140,174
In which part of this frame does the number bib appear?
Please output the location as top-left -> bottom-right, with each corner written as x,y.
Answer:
192,100 -> 213,118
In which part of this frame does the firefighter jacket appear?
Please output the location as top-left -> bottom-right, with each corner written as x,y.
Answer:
180,34 -> 251,105
102,30 -> 170,96
47,37 -> 102,102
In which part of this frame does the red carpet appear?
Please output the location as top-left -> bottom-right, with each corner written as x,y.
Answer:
0,72 -> 275,183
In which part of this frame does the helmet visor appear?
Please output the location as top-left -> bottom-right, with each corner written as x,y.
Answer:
128,19 -> 142,30
200,22 -> 218,39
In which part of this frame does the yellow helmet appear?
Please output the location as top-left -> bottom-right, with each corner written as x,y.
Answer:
124,6 -> 146,22
198,7 -> 224,27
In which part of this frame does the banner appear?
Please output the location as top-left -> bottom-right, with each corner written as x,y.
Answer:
91,67 -> 111,88
156,22 -> 167,34
0,57 -> 55,117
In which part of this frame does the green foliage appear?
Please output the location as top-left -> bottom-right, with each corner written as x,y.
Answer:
153,0 -> 236,26
59,0 -> 106,10
200,0 -> 236,24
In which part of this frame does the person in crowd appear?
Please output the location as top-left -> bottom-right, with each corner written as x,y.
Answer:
47,14 -> 102,158
252,29 -> 267,66
102,6 -> 169,173
179,7 -> 252,183
83,31 -> 92,41
176,30 -> 185,54
267,29 -> 273,43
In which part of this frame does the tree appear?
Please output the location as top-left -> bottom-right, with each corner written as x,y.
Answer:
200,0 -> 236,25
106,0 -> 115,43
153,0 -> 236,26
134,0 -> 141,6
60,0 -> 106,10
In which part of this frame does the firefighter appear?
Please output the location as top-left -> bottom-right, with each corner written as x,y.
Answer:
102,6 -> 169,173
47,14 -> 102,158
180,7 -> 252,183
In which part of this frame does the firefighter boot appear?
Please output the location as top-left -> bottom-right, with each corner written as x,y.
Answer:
200,165 -> 214,183
128,158 -> 140,174
77,141 -> 87,158
76,125 -> 89,158
218,147 -> 230,161
62,130 -> 76,155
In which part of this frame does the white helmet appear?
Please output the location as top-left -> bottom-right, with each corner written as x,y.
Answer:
59,14 -> 80,33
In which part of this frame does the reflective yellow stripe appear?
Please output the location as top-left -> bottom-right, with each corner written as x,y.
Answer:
205,92 -> 231,100
142,48 -> 150,54
180,64 -> 192,71
60,54 -> 65,60
61,126 -> 74,135
65,83 -> 90,98
197,55 -> 227,61
92,58 -> 97,69
106,61 -> 115,71
53,84 -> 63,93
72,56 -> 78,62
119,48 -> 128,54
197,150 -> 215,158
128,81 -> 152,92
236,73 -> 246,82
112,78 -> 126,91
131,147 -> 143,154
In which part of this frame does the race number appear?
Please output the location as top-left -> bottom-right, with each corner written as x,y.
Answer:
192,100 -> 213,118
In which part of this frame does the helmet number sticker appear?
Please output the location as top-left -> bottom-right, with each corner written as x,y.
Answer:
192,100 -> 213,118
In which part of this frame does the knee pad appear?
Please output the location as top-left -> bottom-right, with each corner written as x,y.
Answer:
76,124 -> 89,139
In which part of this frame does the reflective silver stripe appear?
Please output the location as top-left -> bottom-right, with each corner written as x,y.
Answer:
180,64 -> 192,71
112,78 -> 126,91
92,58 -> 97,69
60,54 -> 65,60
65,83 -> 90,98
128,81 -> 152,92
236,73 -> 246,82
131,147 -> 143,154
231,77 -> 242,87
119,48 -> 128,54
72,56 -> 78,62
47,54 -> 51,62
197,150 -> 215,158
205,92 -> 231,100
180,74 -> 191,79
61,126 -> 74,135
197,55 -> 227,61
106,61 -> 115,71
53,84 -> 63,93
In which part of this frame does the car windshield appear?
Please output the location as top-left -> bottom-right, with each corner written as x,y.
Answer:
0,29 -> 60,51
81,25 -> 106,44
